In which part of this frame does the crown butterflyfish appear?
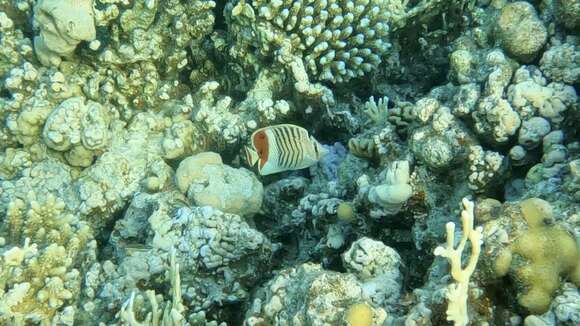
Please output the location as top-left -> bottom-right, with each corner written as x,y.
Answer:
244,124 -> 328,175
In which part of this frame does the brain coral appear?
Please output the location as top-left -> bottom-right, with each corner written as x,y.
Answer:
235,0 -> 405,83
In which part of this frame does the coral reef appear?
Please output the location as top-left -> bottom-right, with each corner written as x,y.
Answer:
0,0 -> 578,324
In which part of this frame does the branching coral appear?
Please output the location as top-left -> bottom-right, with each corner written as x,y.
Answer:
434,198 -> 483,326
118,249 -> 185,326
229,0 -> 405,84
0,192 -> 95,324
362,96 -> 390,124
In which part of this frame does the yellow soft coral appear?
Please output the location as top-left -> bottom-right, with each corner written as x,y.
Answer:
497,198 -> 580,314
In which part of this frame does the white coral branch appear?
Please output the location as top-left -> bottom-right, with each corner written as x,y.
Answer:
434,198 -> 483,326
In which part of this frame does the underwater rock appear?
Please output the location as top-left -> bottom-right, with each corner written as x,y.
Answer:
104,192 -> 274,323
540,39 -> 580,84
411,102 -> 476,169
556,0 -> 580,30
1,0 -> 579,324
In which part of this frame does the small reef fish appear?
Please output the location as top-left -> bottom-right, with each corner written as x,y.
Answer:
245,124 -> 328,175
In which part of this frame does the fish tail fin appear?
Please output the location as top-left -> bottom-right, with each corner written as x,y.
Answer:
244,146 -> 259,166
311,137 -> 329,159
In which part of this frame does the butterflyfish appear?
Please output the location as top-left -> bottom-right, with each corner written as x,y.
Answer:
244,124 -> 328,175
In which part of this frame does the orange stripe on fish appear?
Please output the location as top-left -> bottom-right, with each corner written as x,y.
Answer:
254,130 -> 269,169
244,124 -> 328,175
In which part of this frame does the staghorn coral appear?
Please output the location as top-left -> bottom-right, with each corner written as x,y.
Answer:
362,96 -> 390,125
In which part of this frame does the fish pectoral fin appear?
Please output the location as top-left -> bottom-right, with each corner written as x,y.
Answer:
311,137 -> 329,159
244,146 -> 259,166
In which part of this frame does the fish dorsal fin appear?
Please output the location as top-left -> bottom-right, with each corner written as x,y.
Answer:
264,124 -> 304,135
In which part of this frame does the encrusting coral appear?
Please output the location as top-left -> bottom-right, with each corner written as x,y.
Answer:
243,263 -> 387,325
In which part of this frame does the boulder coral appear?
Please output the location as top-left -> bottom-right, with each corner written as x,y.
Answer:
175,152 -> 263,216
495,2 -> 547,63
33,0 -> 96,66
